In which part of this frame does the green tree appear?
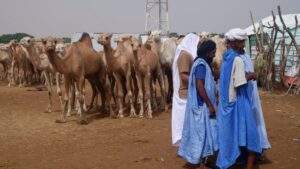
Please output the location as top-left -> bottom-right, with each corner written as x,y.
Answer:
62,37 -> 71,43
0,33 -> 34,43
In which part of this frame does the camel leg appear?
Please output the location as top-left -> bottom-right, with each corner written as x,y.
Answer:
18,66 -> 25,88
75,76 -> 88,124
67,80 -> 75,117
131,71 -> 138,106
136,73 -> 144,118
166,67 -> 173,104
150,76 -> 158,110
87,80 -> 97,111
9,61 -> 16,87
94,79 -> 106,113
43,71 -> 53,113
105,75 -> 115,118
82,80 -> 87,111
0,63 -> 7,80
56,75 -> 70,123
74,82 -> 80,115
126,65 -> 136,117
157,67 -> 167,112
145,72 -> 153,118
55,73 -> 64,114
109,73 -> 117,104
115,74 -> 124,118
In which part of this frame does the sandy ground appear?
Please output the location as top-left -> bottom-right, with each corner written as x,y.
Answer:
0,80 -> 299,169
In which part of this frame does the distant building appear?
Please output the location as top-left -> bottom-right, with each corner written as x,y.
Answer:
244,14 -> 300,82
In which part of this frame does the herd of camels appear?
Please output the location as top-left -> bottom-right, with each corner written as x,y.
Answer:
0,31 -> 226,124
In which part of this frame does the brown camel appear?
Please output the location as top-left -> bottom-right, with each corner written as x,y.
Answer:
19,37 -> 64,113
130,37 -> 167,118
146,31 -> 177,104
43,33 -> 113,124
8,40 -> 32,87
0,44 -> 12,81
97,33 -> 136,118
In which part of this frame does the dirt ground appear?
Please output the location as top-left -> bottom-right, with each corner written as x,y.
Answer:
0,80 -> 299,169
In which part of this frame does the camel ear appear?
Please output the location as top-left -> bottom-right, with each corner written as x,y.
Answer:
108,33 -> 112,38
41,38 -> 46,45
114,37 -> 121,43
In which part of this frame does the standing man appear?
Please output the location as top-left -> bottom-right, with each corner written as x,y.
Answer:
178,40 -> 218,169
216,28 -> 263,169
172,33 -> 200,146
240,49 -> 271,152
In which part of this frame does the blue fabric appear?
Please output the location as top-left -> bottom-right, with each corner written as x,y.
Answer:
195,65 -> 206,105
178,58 -> 218,164
240,54 -> 271,150
216,49 -> 262,169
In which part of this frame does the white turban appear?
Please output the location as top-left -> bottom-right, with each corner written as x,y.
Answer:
224,28 -> 248,42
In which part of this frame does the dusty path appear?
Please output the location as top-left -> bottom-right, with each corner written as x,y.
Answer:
0,81 -> 299,169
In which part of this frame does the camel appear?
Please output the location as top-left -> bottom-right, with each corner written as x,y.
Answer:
88,50 -> 116,111
211,35 -> 227,79
146,30 -> 177,103
19,37 -> 64,113
0,45 -> 12,81
159,38 -> 177,103
55,39 -> 70,55
8,40 -> 31,87
43,33 -> 113,124
130,36 -> 167,118
198,31 -> 212,39
97,33 -> 136,118
52,39 -> 87,116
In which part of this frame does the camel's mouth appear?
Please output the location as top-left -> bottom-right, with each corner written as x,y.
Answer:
46,46 -> 56,52
97,40 -> 104,44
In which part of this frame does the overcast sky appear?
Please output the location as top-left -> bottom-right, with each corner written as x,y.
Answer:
0,0 -> 299,38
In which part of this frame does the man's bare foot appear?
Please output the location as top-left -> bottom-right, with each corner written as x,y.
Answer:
196,163 -> 208,169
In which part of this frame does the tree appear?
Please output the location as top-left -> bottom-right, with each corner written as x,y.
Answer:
62,37 -> 71,43
0,33 -> 34,43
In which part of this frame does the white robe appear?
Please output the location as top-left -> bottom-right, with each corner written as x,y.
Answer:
172,33 -> 200,146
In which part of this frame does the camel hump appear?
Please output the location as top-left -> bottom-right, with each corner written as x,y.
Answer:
78,32 -> 93,47
79,33 -> 91,42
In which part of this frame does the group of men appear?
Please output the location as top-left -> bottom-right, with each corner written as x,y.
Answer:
171,28 -> 271,169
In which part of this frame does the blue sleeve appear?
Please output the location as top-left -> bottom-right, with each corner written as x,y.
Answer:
195,64 -> 206,80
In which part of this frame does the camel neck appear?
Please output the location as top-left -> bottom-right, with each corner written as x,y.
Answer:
26,45 -> 42,70
103,44 -> 114,58
47,51 -> 67,74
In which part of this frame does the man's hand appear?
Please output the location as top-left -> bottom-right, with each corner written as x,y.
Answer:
208,105 -> 216,118
247,72 -> 257,81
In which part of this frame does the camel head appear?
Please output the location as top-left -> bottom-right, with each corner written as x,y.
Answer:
20,37 -> 33,47
8,39 -> 17,46
147,30 -> 161,43
176,35 -> 185,45
198,31 -> 211,39
129,36 -> 141,52
55,39 -> 66,54
7,39 -> 18,51
97,33 -> 112,46
41,36 -> 57,53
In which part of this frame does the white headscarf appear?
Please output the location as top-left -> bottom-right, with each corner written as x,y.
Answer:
224,28 -> 248,42
172,33 -> 200,146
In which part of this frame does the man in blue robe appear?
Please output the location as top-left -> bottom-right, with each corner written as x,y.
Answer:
216,28 -> 262,169
240,53 -> 271,151
179,40 -> 218,169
